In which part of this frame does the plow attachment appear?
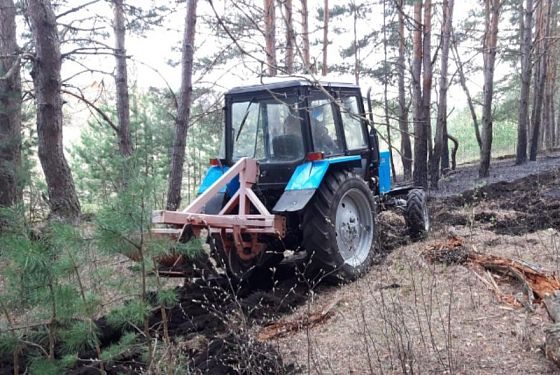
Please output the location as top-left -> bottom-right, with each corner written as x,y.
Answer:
151,158 -> 286,275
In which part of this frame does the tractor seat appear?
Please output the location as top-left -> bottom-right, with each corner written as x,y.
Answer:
272,134 -> 303,161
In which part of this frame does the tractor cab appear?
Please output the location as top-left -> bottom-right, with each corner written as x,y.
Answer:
152,78 -> 429,282
216,78 -> 384,210
225,79 -> 375,183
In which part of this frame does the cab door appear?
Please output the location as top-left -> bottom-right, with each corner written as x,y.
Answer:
332,89 -> 370,178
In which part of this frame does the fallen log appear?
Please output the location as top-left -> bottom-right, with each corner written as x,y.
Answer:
424,236 -> 560,305
469,253 -> 560,301
545,293 -> 560,367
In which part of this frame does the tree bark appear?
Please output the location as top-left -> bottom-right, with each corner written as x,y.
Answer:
430,0 -> 454,187
529,0 -> 551,161
382,0 -> 395,179
516,0 -> 534,164
544,0 -> 558,151
479,0 -> 501,178
322,0 -> 329,76
397,0 -> 412,180
27,0 -> 81,221
264,0 -> 277,76
414,0 -> 432,188
166,0 -> 198,211
412,0 -> 428,188
423,0 -> 433,169
452,33 -> 482,151
284,0 -> 294,74
300,0 -> 311,73
112,0 -> 133,157
0,0 -> 21,208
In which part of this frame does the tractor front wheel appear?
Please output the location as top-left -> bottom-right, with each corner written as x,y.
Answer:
405,188 -> 430,239
302,170 -> 377,281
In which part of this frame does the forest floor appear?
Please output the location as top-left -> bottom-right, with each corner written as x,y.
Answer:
3,154 -> 560,374
270,155 -> 560,374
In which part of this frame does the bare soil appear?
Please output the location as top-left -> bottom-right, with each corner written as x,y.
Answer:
430,150 -> 560,198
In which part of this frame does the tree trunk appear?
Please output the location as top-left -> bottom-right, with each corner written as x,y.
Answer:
27,0 -> 81,221
530,0 -> 551,161
557,91 -> 560,147
0,0 -> 21,208
424,0 -> 433,170
530,0 -> 542,148
412,0 -> 427,188
397,0 -> 412,180
322,0 -> 329,76
430,0 -> 454,187
300,0 -> 311,73
452,33 -> 482,151
166,0 -> 198,211
441,120 -> 450,170
284,0 -> 294,74
382,0 -> 395,179
544,65 -> 554,150
479,0 -> 501,178
112,0 -> 133,157
264,0 -> 277,76
416,0 -> 432,188
516,0 -> 534,164
544,0 -> 558,151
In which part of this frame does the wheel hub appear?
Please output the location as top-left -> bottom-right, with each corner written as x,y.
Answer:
340,216 -> 358,245
335,188 -> 374,268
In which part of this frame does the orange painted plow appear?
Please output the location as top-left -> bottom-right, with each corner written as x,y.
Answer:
151,158 -> 286,274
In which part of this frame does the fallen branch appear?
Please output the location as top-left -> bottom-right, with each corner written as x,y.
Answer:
424,236 -> 560,305
425,236 -> 560,368
257,298 -> 340,341
469,253 -> 560,300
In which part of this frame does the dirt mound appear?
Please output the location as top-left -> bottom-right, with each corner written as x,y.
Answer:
439,168 -> 560,235
0,274 -> 303,375
128,277 -> 304,374
376,210 -> 410,256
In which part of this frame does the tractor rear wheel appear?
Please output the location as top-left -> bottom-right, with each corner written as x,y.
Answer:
302,170 -> 377,281
405,188 -> 430,239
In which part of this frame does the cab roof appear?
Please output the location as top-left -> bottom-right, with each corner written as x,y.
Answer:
227,76 -> 359,95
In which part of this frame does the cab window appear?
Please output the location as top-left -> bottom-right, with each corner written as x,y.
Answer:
231,97 -> 305,162
340,96 -> 367,150
309,98 -> 342,155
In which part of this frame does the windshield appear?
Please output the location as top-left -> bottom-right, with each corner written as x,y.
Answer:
231,97 -> 304,162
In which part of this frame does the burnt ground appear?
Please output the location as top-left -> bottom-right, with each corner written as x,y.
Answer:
2,155 -> 560,374
430,150 -> 560,198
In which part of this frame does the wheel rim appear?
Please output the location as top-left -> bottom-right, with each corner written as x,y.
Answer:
335,188 -> 374,268
422,202 -> 430,232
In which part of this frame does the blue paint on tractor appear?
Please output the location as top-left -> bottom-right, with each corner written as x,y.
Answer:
378,150 -> 392,193
285,155 -> 362,191
198,166 -> 240,197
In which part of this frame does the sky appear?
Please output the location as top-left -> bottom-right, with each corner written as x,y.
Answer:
54,0 -> 485,96
119,0 -> 506,116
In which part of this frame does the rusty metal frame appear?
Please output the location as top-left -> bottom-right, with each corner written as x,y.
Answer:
152,158 -> 286,262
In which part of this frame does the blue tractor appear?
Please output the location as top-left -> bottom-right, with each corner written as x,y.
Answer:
152,78 -> 429,281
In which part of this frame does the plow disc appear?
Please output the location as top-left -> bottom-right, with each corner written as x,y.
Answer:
151,158 -> 286,277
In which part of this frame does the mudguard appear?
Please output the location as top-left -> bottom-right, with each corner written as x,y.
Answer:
272,155 -> 362,213
378,150 -> 392,194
